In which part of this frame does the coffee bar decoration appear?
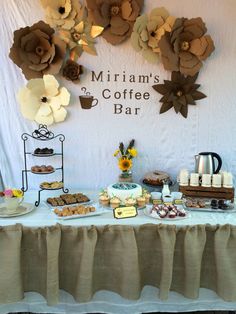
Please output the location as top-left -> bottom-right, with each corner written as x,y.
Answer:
113,139 -> 138,182
21,124 -> 69,206
8,0 -> 215,123
17,75 -> 70,125
152,72 -> 206,118
79,87 -> 98,109
178,152 -> 234,202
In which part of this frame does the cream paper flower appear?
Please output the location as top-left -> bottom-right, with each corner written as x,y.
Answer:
17,75 -> 70,125
40,0 -> 82,30
131,7 -> 175,63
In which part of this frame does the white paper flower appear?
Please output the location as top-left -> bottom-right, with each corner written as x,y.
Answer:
17,75 -> 70,125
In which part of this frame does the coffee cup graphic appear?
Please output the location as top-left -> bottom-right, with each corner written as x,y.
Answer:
79,95 -> 98,109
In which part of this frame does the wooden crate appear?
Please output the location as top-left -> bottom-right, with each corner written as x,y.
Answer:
179,185 -> 235,202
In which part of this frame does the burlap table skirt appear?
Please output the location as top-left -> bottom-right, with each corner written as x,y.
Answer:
1,223 -> 236,305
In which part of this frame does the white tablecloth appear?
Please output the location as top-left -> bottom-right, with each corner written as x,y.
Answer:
1,190 -> 236,227
1,190 -> 236,314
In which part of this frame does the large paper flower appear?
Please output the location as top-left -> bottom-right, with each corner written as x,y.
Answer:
9,21 -> 66,80
59,19 -> 104,57
17,75 -> 70,125
152,71 -> 207,118
159,17 -> 215,76
131,7 -> 175,63
40,0 -> 82,30
87,0 -> 144,45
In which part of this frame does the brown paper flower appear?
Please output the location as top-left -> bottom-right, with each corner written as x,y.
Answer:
58,12 -> 104,57
40,0 -> 82,30
159,17 -> 215,76
62,60 -> 83,83
131,7 -> 175,63
152,71 -> 207,118
9,21 -> 66,80
86,0 -> 144,45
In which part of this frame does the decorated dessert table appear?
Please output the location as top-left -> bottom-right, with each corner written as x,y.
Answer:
1,190 -> 236,314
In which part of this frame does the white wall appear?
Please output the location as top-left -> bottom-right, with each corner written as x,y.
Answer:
0,0 -> 236,190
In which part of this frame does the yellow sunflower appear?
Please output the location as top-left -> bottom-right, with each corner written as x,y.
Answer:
128,148 -> 138,157
118,158 -> 132,171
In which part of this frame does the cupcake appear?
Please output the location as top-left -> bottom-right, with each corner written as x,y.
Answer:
136,196 -> 146,208
125,197 -> 136,207
110,197 -> 121,209
99,194 -> 110,207
144,192 -> 151,204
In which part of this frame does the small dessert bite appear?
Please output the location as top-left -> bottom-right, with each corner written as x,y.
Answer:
110,197 -> 121,209
168,210 -> 177,218
177,208 -> 186,217
136,196 -> 146,208
125,197 -> 136,207
158,209 -> 167,218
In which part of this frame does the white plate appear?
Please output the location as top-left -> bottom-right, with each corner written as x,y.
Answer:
183,199 -> 236,213
52,203 -> 110,220
0,202 -> 34,218
144,205 -> 189,221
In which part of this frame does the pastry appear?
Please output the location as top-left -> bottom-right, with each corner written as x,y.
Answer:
143,192 -> 151,204
143,171 -> 170,186
99,194 -> 110,206
125,197 -> 136,207
41,181 -> 63,189
136,196 -> 146,208
31,165 -> 54,173
54,204 -> 96,217
34,147 -> 54,155
110,197 -> 121,209
46,192 -> 90,205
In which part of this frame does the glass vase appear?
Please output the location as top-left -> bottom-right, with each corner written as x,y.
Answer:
118,170 -> 133,183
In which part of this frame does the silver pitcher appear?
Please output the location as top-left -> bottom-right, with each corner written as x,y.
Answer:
195,152 -> 222,175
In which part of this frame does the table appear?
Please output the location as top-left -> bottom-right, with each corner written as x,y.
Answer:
1,190 -> 236,314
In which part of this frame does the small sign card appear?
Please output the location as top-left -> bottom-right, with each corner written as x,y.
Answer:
113,206 -> 138,219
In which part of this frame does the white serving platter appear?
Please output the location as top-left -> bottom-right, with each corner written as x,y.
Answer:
144,205 -> 190,221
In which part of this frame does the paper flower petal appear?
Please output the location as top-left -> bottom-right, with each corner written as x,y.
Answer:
17,88 -> 40,120
52,107 -> 67,123
43,74 -> 59,97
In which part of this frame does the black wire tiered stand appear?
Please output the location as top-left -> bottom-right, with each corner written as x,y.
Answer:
21,124 -> 69,206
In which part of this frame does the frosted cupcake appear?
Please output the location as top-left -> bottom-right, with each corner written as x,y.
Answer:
136,196 -> 146,208
143,192 -> 151,204
99,194 -> 110,207
110,197 -> 121,209
125,197 -> 136,207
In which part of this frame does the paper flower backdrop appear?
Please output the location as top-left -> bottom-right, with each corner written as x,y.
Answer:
86,0 -> 144,45
58,17 -> 104,57
62,59 -> 83,82
40,0 -> 82,30
131,7 -> 175,63
17,75 -> 70,125
152,71 -> 206,118
9,21 -> 66,80
159,17 -> 215,76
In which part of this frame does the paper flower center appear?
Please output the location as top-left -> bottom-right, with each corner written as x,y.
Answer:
176,90 -> 183,97
72,32 -> 81,41
58,6 -> 65,14
36,46 -> 44,56
181,41 -> 190,51
41,97 -> 48,103
151,31 -> 156,37
111,6 -> 120,16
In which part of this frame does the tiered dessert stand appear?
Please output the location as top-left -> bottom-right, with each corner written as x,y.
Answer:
21,124 -> 69,206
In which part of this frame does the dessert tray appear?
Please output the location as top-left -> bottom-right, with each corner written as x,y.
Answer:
0,202 -> 34,218
183,198 -> 236,213
51,203 -> 110,220
144,204 -> 189,221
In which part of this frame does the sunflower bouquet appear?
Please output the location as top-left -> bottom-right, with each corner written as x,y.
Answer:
113,139 -> 137,180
